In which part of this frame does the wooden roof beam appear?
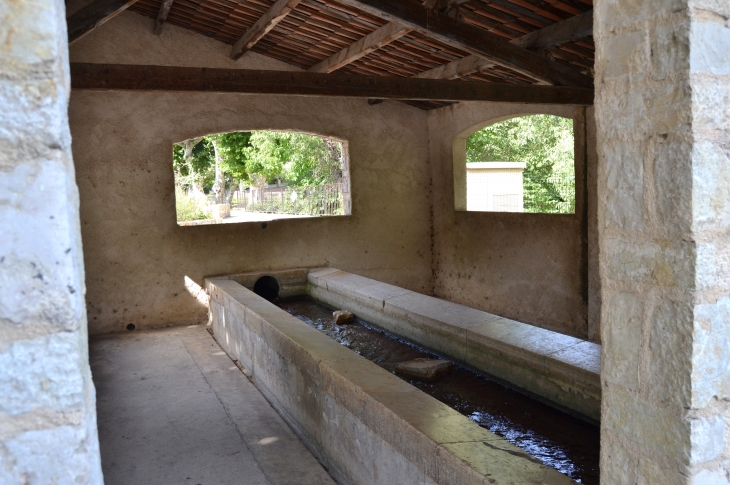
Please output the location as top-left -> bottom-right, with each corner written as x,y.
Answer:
153,0 -> 174,35
416,10 -> 593,80
67,0 -> 139,45
330,0 -> 593,87
70,63 -> 594,105
512,10 -> 593,52
231,0 -> 303,60
308,22 -> 412,73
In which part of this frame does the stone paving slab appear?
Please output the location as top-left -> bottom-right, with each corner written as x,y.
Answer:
90,325 -> 335,485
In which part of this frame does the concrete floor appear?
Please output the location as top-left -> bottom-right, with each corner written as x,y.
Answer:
90,325 -> 336,485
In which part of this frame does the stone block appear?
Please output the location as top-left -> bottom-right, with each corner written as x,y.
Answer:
696,240 -> 730,293
595,0 -> 687,33
603,388 -> 690,461
649,299 -> 692,406
692,141 -> 730,232
655,139 -> 693,235
689,0 -> 730,17
0,0 -> 64,69
0,162 -> 87,331
690,21 -> 730,76
0,332 -> 86,416
333,310 -> 354,324
394,359 -> 453,381
0,425 -> 102,485
600,434 -> 634,485
690,414 -> 725,465
637,458 -> 685,485
603,292 -> 643,389
601,31 -> 650,81
604,238 -> 695,289
691,469 -> 730,485
692,296 -> 730,407
652,22 -> 690,80
603,142 -> 645,231
692,77 -> 730,132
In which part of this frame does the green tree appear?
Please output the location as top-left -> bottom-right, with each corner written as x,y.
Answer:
466,115 -> 574,213
173,130 -> 344,209
243,131 -> 343,187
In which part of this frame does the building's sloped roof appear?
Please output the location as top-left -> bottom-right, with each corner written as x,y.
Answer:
129,0 -> 594,109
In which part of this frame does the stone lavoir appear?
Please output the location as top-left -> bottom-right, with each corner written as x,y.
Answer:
278,297 -> 600,484
205,268 -> 601,484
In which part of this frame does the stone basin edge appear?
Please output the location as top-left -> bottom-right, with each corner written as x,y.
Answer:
205,277 -> 576,485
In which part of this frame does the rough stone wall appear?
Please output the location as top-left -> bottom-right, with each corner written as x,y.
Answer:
0,0 -> 103,482
595,1 -> 730,483
68,11 -> 432,334
427,103 -> 598,341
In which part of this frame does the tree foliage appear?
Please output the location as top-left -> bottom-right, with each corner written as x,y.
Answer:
466,114 -> 575,213
173,130 -> 344,196
243,131 -> 342,186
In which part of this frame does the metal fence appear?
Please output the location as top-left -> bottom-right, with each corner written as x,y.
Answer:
234,183 -> 345,217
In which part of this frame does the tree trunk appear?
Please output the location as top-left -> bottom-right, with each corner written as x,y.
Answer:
211,138 -> 226,204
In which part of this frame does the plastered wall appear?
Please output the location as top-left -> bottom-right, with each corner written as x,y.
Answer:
428,103 -> 599,341
69,12 -> 432,335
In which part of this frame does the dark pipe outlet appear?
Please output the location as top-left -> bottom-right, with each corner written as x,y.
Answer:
254,276 -> 280,302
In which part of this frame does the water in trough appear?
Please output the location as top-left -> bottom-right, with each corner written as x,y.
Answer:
278,298 -> 600,484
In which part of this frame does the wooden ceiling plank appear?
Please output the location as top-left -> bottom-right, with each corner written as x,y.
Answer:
67,0 -> 140,44
70,63 -> 594,104
230,0 -> 304,60
416,9 -> 592,80
308,21 -> 411,72
330,0 -> 591,86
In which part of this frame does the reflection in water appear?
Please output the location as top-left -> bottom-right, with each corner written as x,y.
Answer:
279,298 -> 599,484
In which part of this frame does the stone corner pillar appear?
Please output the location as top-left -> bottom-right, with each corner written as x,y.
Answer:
0,0 -> 103,483
595,1 -> 730,484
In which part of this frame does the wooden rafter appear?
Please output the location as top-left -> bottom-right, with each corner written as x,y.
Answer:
230,0 -> 303,60
308,22 -> 412,73
416,10 -> 593,80
331,0 -> 593,87
512,10 -> 593,52
67,0 -> 139,45
153,0 -> 174,35
70,63 -> 594,105
415,55 -> 492,80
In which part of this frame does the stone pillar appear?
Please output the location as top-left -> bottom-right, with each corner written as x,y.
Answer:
0,0 -> 103,483
595,1 -> 730,483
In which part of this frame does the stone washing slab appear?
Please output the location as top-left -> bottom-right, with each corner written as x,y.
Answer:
206,278 -> 576,485
307,269 -> 601,421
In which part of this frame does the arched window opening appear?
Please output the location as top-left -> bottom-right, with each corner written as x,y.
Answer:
462,115 -> 575,214
173,131 -> 351,225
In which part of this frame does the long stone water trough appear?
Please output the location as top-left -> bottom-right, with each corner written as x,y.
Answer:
205,268 -> 600,485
